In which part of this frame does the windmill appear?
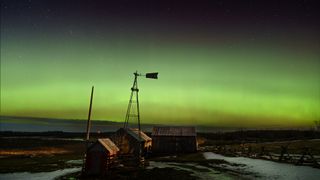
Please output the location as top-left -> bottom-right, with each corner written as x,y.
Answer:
123,71 -> 158,132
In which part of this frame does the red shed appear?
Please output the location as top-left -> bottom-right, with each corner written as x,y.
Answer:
111,128 -> 152,156
84,138 -> 119,176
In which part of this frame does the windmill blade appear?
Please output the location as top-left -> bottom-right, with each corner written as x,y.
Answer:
146,72 -> 158,79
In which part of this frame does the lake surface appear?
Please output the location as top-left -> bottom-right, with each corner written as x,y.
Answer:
0,116 -> 236,132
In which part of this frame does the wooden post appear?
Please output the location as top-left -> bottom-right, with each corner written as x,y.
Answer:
82,86 -> 94,175
86,86 -> 94,141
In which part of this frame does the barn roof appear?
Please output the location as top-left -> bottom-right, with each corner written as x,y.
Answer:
97,138 -> 119,155
152,126 -> 196,137
127,128 -> 152,142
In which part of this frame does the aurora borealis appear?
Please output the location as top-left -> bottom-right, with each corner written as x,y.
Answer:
1,0 -> 319,128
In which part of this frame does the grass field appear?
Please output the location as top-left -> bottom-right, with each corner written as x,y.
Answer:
0,137 -> 84,173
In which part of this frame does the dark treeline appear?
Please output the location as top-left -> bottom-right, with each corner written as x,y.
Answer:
199,130 -> 320,144
2,130 -> 320,142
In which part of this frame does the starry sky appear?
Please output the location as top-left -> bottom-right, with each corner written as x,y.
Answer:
1,0 -> 319,128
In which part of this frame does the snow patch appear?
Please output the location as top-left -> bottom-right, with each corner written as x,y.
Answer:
204,152 -> 320,180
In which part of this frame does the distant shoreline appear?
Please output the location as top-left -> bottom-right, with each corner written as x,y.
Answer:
1,115 -> 315,133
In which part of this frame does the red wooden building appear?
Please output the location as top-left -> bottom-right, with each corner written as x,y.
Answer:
111,128 -> 152,156
84,138 -> 119,176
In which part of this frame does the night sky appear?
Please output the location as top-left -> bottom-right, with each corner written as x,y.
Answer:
1,0 -> 319,128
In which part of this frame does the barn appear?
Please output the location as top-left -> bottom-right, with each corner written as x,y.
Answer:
111,128 -> 152,156
84,138 -> 119,176
152,126 -> 197,154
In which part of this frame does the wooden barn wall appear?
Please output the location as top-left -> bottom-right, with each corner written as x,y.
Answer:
152,136 -> 197,154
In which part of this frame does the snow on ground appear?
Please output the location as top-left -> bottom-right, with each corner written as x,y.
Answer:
203,152 -> 320,180
148,161 -> 237,180
0,167 -> 81,180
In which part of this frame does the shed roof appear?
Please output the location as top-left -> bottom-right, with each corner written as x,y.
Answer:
97,138 -> 119,155
124,128 -> 151,142
129,128 -> 152,142
152,126 -> 196,137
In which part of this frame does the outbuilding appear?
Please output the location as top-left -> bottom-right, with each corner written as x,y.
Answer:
111,128 -> 152,156
152,126 -> 197,154
84,138 -> 119,176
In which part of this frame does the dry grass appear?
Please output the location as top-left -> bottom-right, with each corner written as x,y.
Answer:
0,147 -> 71,156
235,139 -> 320,155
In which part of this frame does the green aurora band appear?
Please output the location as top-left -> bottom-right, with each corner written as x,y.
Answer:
1,31 -> 319,129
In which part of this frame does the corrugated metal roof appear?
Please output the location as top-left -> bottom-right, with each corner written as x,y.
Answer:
127,128 -> 152,142
98,138 -> 119,155
152,126 -> 196,136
